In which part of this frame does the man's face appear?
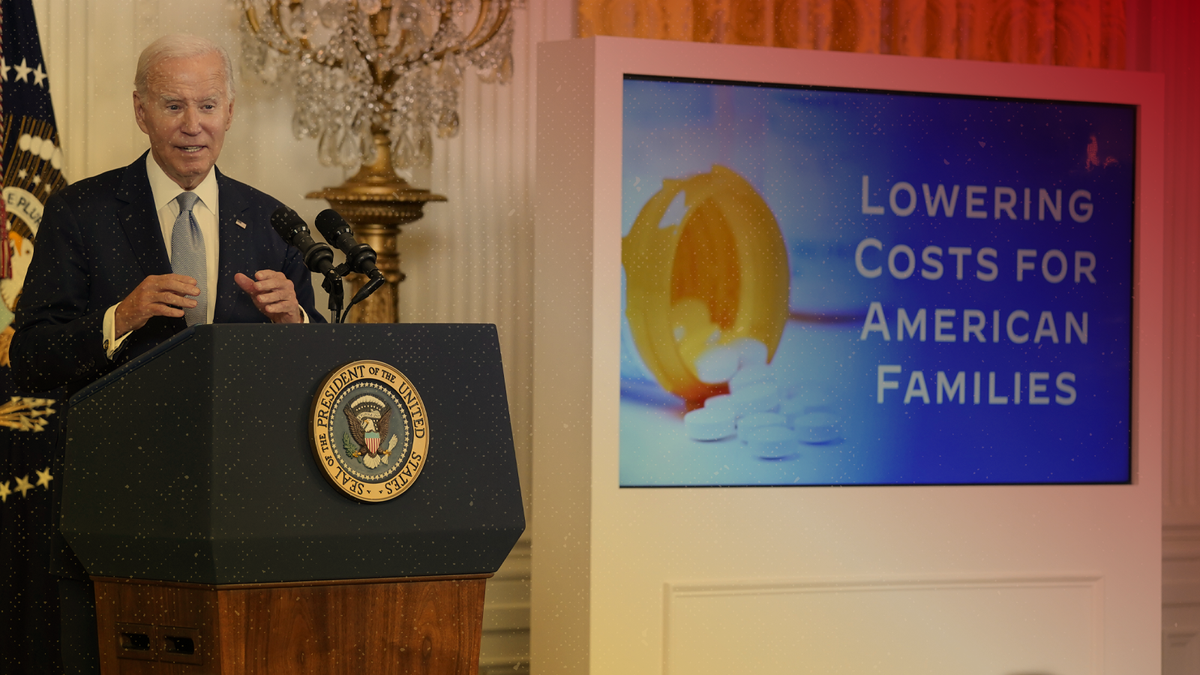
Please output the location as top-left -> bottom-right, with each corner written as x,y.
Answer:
134,51 -> 233,191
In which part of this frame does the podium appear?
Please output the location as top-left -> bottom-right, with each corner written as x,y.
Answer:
60,324 -> 526,674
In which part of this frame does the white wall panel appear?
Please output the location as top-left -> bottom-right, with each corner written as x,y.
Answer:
533,37 -> 1162,675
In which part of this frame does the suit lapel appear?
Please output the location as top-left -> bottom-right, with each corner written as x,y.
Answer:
214,168 -> 251,322
116,154 -> 172,277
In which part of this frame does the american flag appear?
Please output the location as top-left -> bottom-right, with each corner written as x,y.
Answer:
0,1 -> 67,672
2,0 -> 65,287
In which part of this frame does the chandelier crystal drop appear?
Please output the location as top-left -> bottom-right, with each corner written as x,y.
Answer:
239,0 -> 514,173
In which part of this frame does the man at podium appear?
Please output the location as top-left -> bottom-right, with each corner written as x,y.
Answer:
11,33 -> 323,397
8,33 -> 323,675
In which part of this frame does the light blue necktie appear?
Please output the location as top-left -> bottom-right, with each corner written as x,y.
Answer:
171,192 -> 207,326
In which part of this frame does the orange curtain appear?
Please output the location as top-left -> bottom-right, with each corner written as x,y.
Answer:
578,0 -> 1126,68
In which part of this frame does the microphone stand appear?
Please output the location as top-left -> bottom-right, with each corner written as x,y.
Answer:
311,211 -> 387,323
324,265 -> 385,324
322,270 -> 345,324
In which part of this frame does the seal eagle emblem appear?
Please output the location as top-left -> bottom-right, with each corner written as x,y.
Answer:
343,394 -> 397,468
309,360 -> 429,503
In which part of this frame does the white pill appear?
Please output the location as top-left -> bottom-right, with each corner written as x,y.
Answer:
737,412 -> 787,442
694,345 -> 741,384
731,382 -> 779,415
780,390 -> 830,423
793,411 -> 842,444
729,337 -> 768,369
780,395 -> 804,420
704,394 -> 735,412
730,363 -> 775,393
744,425 -> 800,459
684,407 -> 736,441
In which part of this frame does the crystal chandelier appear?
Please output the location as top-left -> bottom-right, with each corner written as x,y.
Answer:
239,0 -> 514,173
238,0 -> 514,323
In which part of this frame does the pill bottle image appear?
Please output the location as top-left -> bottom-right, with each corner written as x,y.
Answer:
623,165 -> 790,407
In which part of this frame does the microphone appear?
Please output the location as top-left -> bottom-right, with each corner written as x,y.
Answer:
270,206 -> 335,276
314,209 -> 382,280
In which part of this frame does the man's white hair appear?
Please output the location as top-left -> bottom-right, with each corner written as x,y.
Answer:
134,34 -> 235,100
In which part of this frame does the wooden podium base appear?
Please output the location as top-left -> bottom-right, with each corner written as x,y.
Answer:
92,574 -> 489,674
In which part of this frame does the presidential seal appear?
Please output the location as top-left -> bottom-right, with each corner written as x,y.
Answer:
309,360 -> 429,503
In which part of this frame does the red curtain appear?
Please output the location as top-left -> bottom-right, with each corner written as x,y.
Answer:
578,0 -> 1126,68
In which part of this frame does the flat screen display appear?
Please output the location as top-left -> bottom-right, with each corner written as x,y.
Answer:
619,74 -> 1136,487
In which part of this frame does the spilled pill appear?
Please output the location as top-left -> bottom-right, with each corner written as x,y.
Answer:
728,337 -> 768,369
794,411 -> 842,444
743,425 -> 800,459
730,363 -> 775,393
684,407 -> 737,441
730,382 -> 779,415
737,412 -> 788,442
694,344 -> 741,384
704,393 -> 735,413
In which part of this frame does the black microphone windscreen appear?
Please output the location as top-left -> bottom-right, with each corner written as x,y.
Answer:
269,206 -> 334,275
315,209 -> 353,246
270,206 -> 308,245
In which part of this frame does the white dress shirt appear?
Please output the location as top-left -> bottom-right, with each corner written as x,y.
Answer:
102,155 -> 220,356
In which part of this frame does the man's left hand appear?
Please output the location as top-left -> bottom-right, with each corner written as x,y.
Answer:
235,270 -> 303,323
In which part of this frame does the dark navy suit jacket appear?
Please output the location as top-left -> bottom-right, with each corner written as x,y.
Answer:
10,153 -> 324,396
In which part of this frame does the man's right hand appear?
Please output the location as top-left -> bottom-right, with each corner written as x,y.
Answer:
114,274 -> 200,337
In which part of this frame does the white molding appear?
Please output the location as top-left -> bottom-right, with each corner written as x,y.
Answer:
664,574 -> 1105,675
1163,522 -> 1200,608
1164,523 -> 1200,561
665,573 -> 1103,597
1164,628 -> 1199,649
1163,625 -> 1200,675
